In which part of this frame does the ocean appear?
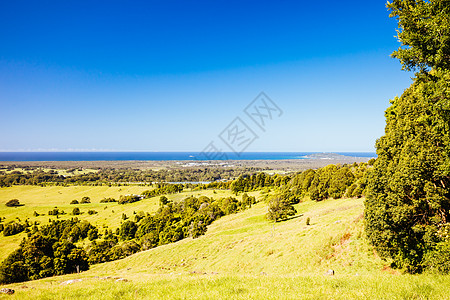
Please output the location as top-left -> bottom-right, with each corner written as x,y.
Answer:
0,152 -> 376,162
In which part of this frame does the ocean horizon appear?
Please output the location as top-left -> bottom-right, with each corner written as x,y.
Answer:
0,152 -> 376,162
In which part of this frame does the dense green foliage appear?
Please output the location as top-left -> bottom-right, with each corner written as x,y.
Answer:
388,0 -> 450,72
365,0 -> 450,273
0,167 -> 262,187
279,163 -> 369,204
99,197 -> 117,203
48,208 -> 65,216
142,184 -> 183,198
0,219 -> 91,283
3,222 -> 25,236
266,197 -> 297,221
230,173 -> 289,193
118,194 -> 143,205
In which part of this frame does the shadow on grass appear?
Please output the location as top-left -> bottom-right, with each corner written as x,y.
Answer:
276,214 -> 303,223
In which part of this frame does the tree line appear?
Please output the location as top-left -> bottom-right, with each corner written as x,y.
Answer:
0,167 -> 264,187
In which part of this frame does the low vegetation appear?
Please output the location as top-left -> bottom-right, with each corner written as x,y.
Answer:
5,199 -> 21,207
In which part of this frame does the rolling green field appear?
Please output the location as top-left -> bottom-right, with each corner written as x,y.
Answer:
1,187 -> 450,299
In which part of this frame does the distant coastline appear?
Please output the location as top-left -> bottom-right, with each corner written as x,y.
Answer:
0,151 -> 376,162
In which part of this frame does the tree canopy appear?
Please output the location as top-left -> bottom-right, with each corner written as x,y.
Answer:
388,0 -> 450,72
365,0 -> 450,273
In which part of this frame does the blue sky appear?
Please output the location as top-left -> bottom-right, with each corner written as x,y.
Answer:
0,0 -> 412,152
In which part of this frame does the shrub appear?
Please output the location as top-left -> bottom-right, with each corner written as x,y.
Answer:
72,208 -> 81,215
120,220 -> 137,241
3,222 -> 24,236
118,195 -> 141,205
80,197 -> 90,204
5,199 -> 21,207
70,200 -> 79,205
140,232 -> 159,250
189,220 -> 207,238
159,196 -> 169,206
87,210 -> 97,215
100,197 -> 116,203
48,208 -> 62,216
0,250 -> 28,283
423,240 -> 450,274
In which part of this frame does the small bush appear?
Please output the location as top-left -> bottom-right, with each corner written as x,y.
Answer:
70,200 -> 79,205
87,210 -> 97,215
3,222 -> 24,236
72,208 -> 81,215
159,196 -> 169,206
48,208 -> 64,216
118,195 -> 141,205
80,197 -> 91,204
6,199 -> 21,207
100,197 -> 116,203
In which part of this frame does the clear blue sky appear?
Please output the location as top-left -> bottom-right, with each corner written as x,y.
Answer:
0,0 -> 412,152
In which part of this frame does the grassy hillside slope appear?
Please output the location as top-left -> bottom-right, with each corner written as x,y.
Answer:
0,186 -> 238,261
2,196 -> 450,299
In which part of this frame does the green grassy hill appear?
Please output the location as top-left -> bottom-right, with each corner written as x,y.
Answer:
0,186 -> 239,261
1,193 -> 450,299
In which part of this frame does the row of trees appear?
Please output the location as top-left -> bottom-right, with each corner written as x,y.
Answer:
263,163 -> 371,222
0,167 -> 263,187
230,173 -> 291,194
279,163 -> 370,204
141,184 -> 183,198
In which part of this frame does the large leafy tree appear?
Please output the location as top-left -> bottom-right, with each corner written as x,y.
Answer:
365,0 -> 450,272
266,197 -> 297,222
